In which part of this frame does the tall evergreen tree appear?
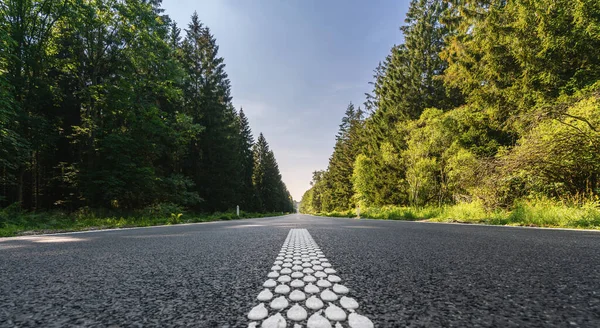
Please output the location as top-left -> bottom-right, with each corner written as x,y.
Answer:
237,108 -> 257,211
1,0 -> 69,208
0,23 -> 28,199
181,12 -> 242,211
321,103 -> 364,211
0,1 -> 293,215
356,0 -> 460,208
302,0 -> 600,214
253,133 -> 292,212
370,0 -> 459,130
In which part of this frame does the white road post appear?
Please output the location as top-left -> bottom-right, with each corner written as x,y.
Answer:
237,205 -> 240,217
356,204 -> 360,219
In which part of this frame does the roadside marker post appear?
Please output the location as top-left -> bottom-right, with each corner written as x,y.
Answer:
237,205 -> 240,217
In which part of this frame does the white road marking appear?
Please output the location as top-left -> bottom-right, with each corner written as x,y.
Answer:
247,228 -> 374,327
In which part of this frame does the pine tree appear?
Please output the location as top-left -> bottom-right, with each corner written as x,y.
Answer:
353,0 -> 460,208
321,103 -> 364,211
253,133 -> 291,212
2,0 -> 68,208
369,0 -> 457,134
237,109 -> 257,211
0,1 -> 296,214
181,13 -> 242,211
443,0 -> 600,135
0,25 -> 28,199
253,133 -> 269,211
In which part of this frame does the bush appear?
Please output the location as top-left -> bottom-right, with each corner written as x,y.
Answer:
211,212 -> 236,221
436,200 -> 492,223
508,197 -> 600,228
143,203 -> 185,218
167,213 -> 183,225
322,210 -> 354,218
0,203 -> 23,226
316,197 -> 600,229
359,205 -> 439,221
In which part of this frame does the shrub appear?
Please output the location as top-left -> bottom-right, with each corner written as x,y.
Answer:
143,203 -> 185,218
508,197 -> 600,228
167,213 -> 183,225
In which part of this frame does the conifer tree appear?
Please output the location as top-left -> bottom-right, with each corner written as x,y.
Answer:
237,109 -> 257,211
253,133 -> 292,212
181,13 -> 242,211
303,0 -> 600,213
0,2 -> 294,214
321,103 -> 364,211
355,0 -> 458,208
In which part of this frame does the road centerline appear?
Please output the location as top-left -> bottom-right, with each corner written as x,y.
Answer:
247,228 -> 374,328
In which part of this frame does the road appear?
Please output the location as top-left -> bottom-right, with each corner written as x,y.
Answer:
1,214 -> 599,327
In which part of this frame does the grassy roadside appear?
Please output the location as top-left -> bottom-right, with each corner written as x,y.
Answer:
0,207 -> 289,237
310,198 -> 600,230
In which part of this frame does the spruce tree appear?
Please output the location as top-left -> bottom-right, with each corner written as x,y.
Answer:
253,133 -> 290,212
0,1 -> 297,214
355,0 -> 459,208
237,109 -> 257,211
324,103 -> 364,211
181,13 -> 242,211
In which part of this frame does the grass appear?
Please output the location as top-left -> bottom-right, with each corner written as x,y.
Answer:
0,207 -> 289,237
312,197 -> 600,230
318,206 -> 440,221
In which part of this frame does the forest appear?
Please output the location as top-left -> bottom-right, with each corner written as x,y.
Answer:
0,0 -> 294,234
301,0 -> 600,228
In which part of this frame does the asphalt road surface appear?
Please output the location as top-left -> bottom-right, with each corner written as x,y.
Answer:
1,214 -> 599,327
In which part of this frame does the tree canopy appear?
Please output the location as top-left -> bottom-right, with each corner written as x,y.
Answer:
0,1 -> 293,214
301,0 -> 600,213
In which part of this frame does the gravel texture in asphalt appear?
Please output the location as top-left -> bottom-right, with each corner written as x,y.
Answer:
1,214 -> 599,327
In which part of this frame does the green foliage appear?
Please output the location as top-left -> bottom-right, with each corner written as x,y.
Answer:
0,205 -> 291,237
315,198 -> 600,229
442,0 -> 600,134
143,203 -> 186,218
237,109 -> 259,211
318,209 -> 356,218
253,133 -> 294,213
0,2 -> 292,219
167,213 -> 183,225
506,196 -> 600,228
351,154 -> 376,208
501,86 -> 600,197
303,0 -> 600,225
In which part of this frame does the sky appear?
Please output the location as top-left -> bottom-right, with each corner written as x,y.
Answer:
160,0 -> 410,200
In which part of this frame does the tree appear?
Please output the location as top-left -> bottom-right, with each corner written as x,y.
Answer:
0,24 -> 28,201
253,133 -> 292,212
181,12 -> 242,211
351,154 -> 376,208
0,2 -> 293,215
1,0 -> 70,208
299,170 -> 327,214
306,0 -> 600,213
321,103 -> 364,211
351,0 -> 461,209
237,108 -> 257,211
442,0 -> 600,135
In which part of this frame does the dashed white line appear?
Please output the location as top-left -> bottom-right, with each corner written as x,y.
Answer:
247,228 -> 374,328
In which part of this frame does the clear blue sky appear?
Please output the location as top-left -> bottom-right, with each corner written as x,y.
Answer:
161,0 -> 409,200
